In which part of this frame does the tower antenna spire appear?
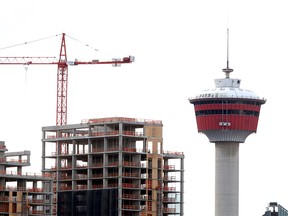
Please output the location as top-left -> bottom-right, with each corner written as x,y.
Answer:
222,28 -> 233,78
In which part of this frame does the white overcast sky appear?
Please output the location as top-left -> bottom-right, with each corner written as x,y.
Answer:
1,0 -> 288,215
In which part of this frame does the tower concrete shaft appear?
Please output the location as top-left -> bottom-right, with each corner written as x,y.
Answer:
215,142 -> 239,216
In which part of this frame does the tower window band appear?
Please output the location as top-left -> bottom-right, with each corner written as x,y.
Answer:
195,109 -> 260,116
193,100 -> 263,106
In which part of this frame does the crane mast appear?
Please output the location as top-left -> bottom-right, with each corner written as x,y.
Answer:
0,33 -> 134,125
57,33 -> 68,125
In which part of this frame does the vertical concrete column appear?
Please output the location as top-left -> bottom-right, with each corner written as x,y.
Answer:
104,123 -> 108,189
180,157 -> 184,216
87,138 -> 92,189
103,137 -> 108,188
16,191 -> 23,213
215,142 -> 239,216
42,132 -> 46,172
18,155 -> 22,171
118,123 -> 123,216
56,130 -> 61,192
0,142 -> 6,189
49,180 -> 53,216
144,125 -> 162,216
72,154 -> 76,190
104,124 -> 108,152
9,191 -> 13,213
70,138 -> 75,191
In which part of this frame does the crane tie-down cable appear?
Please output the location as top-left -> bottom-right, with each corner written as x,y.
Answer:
65,34 -> 99,52
65,34 -> 114,59
0,34 -> 62,51
0,33 -> 112,60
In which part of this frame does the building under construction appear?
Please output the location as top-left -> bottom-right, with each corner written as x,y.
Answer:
0,141 -> 53,215
41,117 -> 184,216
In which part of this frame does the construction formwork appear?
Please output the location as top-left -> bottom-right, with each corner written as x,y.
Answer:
0,141 -> 53,215
41,117 -> 184,216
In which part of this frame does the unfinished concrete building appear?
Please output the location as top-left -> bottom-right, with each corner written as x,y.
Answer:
0,141 -> 53,215
41,117 -> 184,216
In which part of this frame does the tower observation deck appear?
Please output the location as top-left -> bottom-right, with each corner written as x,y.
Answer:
189,64 -> 266,216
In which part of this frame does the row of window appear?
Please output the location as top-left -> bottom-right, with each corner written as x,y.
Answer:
193,100 -> 262,106
195,109 -> 259,116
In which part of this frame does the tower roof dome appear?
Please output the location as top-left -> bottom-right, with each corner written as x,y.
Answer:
190,77 -> 266,102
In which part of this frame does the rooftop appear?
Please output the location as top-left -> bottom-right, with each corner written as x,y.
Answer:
189,77 -> 266,102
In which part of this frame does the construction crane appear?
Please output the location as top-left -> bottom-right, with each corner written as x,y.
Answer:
0,33 -> 134,125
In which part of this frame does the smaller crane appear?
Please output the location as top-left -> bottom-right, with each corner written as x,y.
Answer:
0,33 -> 134,125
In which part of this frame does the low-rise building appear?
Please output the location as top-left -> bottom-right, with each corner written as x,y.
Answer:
0,141 -> 53,215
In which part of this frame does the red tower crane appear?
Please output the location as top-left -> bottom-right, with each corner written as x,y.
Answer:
0,33 -> 134,125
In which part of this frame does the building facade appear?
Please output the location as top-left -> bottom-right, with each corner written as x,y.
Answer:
41,117 -> 184,216
263,202 -> 288,216
0,141 -> 53,215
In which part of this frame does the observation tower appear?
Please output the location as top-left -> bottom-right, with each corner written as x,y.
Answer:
188,31 -> 266,216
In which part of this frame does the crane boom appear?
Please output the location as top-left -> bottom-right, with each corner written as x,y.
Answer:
0,57 -> 58,64
0,33 -> 134,125
0,56 -> 133,65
